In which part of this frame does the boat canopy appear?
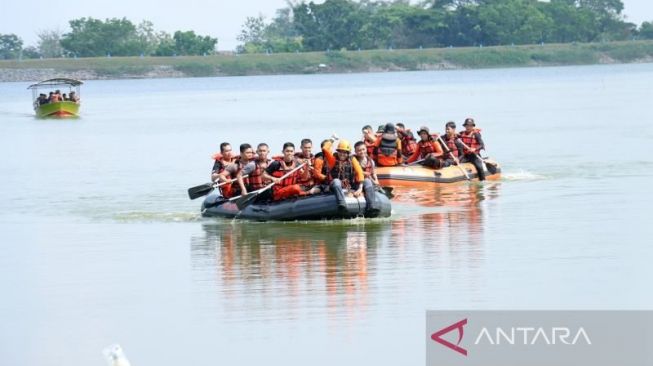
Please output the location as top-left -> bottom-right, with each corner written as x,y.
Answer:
27,78 -> 84,89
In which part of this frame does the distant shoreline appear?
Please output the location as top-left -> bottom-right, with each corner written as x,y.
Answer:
1,40 -> 652,82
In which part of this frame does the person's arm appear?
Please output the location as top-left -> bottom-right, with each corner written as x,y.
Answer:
474,132 -> 485,152
432,141 -> 444,158
264,161 -> 281,184
455,140 -> 465,159
351,158 -> 364,197
211,160 -> 222,182
406,145 -> 421,164
237,162 -> 256,194
371,160 -> 380,185
396,139 -> 403,163
218,164 -> 236,183
322,140 -> 336,169
313,158 -> 326,182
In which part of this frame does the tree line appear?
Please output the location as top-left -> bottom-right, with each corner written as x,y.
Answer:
0,18 -> 217,60
237,0 -> 653,53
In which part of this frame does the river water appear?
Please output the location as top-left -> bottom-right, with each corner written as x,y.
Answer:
1,63 -> 652,365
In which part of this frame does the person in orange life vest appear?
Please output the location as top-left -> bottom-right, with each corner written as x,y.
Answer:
295,138 -> 323,194
458,117 -> 486,180
406,126 -> 445,168
263,142 -> 311,201
323,138 -> 379,215
374,123 -> 403,166
218,143 -> 255,198
396,123 -> 417,158
312,139 -> 330,187
439,121 -> 465,166
361,125 -> 377,159
245,142 -> 273,192
354,141 -> 379,186
211,142 -> 236,182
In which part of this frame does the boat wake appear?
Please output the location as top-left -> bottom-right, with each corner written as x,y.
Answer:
112,211 -> 202,223
502,169 -> 547,181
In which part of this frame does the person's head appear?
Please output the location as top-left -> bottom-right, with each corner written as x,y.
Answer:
300,138 -> 312,157
463,117 -> 475,131
70,91 -> 75,95
320,139 -> 330,149
377,124 -> 385,133
417,126 -> 431,141
220,142 -> 232,159
383,123 -> 396,134
256,143 -> 269,160
354,141 -> 366,159
239,143 -> 254,161
396,123 -> 406,132
445,121 -> 456,135
336,139 -> 351,161
362,125 -> 373,134
282,142 -> 295,162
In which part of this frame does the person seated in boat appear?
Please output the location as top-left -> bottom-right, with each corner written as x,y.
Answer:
218,143 -> 255,198
294,138 -> 322,194
245,143 -> 273,197
396,123 -> 417,158
323,137 -> 379,215
406,126 -> 445,168
360,125 -> 377,158
37,93 -> 48,105
311,139 -> 330,187
263,142 -> 312,201
354,141 -> 380,186
439,121 -> 465,166
373,123 -> 403,167
458,118 -> 486,181
69,91 -> 79,103
47,91 -> 55,103
62,93 -> 68,101
211,142 -> 236,182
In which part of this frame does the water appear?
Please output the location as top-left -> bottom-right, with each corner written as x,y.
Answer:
1,64 -> 652,365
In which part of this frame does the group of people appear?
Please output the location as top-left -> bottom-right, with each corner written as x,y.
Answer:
361,118 -> 489,180
209,117 -> 489,213
35,90 -> 79,106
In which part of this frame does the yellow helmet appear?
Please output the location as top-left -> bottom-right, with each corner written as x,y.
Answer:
337,139 -> 351,152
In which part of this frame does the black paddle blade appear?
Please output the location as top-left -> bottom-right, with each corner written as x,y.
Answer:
188,183 -> 214,200
381,186 -> 395,199
235,191 -> 259,210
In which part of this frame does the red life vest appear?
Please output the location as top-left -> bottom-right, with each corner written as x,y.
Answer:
363,138 -> 376,158
416,140 -> 436,158
211,153 -> 234,175
357,157 -> 374,178
295,153 -> 315,186
458,128 -> 482,153
399,132 -> 417,157
442,135 -> 459,158
248,159 -> 270,190
270,159 -> 301,193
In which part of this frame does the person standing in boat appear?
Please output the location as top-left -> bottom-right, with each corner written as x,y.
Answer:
458,118 -> 486,181
374,123 -> 403,167
406,126 -> 445,168
263,142 -> 311,201
354,141 -> 380,186
211,142 -> 235,182
218,143 -> 255,198
323,138 -> 379,215
396,123 -> 417,158
439,121 -> 465,166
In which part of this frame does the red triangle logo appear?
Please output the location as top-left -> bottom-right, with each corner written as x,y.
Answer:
431,318 -> 468,356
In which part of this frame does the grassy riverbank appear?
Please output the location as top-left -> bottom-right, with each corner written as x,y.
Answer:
1,40 -> 652,81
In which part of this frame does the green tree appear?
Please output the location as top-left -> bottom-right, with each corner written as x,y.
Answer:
293,0 -> 368,51
37,29 -> 64,58
0,34 -> 23,59
60,17 -> 140,57
171,31 -> 217,55
22,46 -> 41,59
640,21 -> 653,39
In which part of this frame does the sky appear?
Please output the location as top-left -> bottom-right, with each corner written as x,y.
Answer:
1,0 -> 652,51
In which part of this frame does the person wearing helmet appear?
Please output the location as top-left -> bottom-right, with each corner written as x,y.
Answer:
374,123 -> 403,166
322,137 -> 379,215
263,142 -> 312,201
406,126 -> 445,168
396,123 -> 417,158
458,117 -> 486,180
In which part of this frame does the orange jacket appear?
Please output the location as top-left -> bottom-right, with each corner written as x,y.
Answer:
322,140 -> 364,183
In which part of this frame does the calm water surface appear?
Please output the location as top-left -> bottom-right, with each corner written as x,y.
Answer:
1,64 -> 652,365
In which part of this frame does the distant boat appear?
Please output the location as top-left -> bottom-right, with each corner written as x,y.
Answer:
27,78 -> 83,118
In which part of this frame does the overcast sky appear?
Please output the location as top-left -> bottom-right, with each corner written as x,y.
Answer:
1,0 -> 652,50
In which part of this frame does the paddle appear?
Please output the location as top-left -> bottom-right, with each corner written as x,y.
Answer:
436,135 -> 470,181
406,158 -> 426,166
187,175 -> 248,200
457,139 -> 497,174
232,162 -> 307,210
381,186 -> 395,199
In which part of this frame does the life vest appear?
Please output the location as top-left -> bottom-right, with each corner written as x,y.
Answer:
270,159 -> 301,193
364,139 -> 376,158
416,140 -> 437,158
400,132 -> 417,157
211,153 -> 234,175
375,133 -> 401,166
295,153 -> 315,186
329,157 -> 355,189
442,135 -> 459,158
248,159 -> 270,190
458,128 -> 483,153
358,156 -> 374,178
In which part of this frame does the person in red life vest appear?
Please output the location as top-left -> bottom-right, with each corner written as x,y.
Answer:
374,123 -> 403,166
354,141 -> 379,186
218,143 -> 255,198
439,121 -> 465,166
406,126 -> 445,168
245,143 -> 273,192
361,125 -> 377,159
294,138 -> 322,194
458,117 -> 486,180
323,138 -> 379,215
211,142 -> 236,182
263,142 -> 311,201
396,123 -> 417,158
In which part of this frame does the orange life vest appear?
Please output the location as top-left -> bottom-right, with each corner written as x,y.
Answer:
458,128 -> 483,153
